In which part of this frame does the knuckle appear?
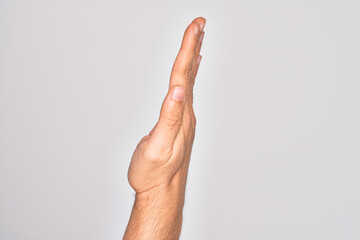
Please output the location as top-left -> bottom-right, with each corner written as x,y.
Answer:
141,144 -> 172,164
183,112 -> 192,128
189,108 -> 196,126
166,112 -> 182,128
183,66 -> 192,79
192,115 -> 197,127
142,148 -> 160,162
173,65 -> 193,80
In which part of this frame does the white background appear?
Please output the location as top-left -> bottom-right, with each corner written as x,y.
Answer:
1,0 -> 359,239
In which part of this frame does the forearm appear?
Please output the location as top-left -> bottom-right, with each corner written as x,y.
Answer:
124,181 -> 186,240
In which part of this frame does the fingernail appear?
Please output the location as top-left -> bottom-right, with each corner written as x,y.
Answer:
197,55 -> 202,65
171,86 -> 186,101
194,24 -> 199,35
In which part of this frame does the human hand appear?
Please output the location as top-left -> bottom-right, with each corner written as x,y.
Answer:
124,17 -> 206,240
128,17 -> 206,195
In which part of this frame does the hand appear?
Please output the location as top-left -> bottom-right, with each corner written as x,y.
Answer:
128,17 -> 206,195
124,17 -> 206,240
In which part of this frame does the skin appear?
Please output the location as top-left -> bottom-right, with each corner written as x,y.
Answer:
123,17 -> 206,240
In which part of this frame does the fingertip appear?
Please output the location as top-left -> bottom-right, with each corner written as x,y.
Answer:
193,23 -> 200,35
193,17 -> 206,31
200,19 -> 206,32
182,21 -> 201,46
193,16 -> 206,23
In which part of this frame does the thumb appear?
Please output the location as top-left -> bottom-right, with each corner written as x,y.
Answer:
149,85 -> 186,151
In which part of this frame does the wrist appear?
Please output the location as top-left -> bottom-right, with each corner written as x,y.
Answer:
135,182 -> 185,209
135,164 -> 188,202
125,183 -> 184,239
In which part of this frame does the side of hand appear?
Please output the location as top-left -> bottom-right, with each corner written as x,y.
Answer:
128,17 -> 206,195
